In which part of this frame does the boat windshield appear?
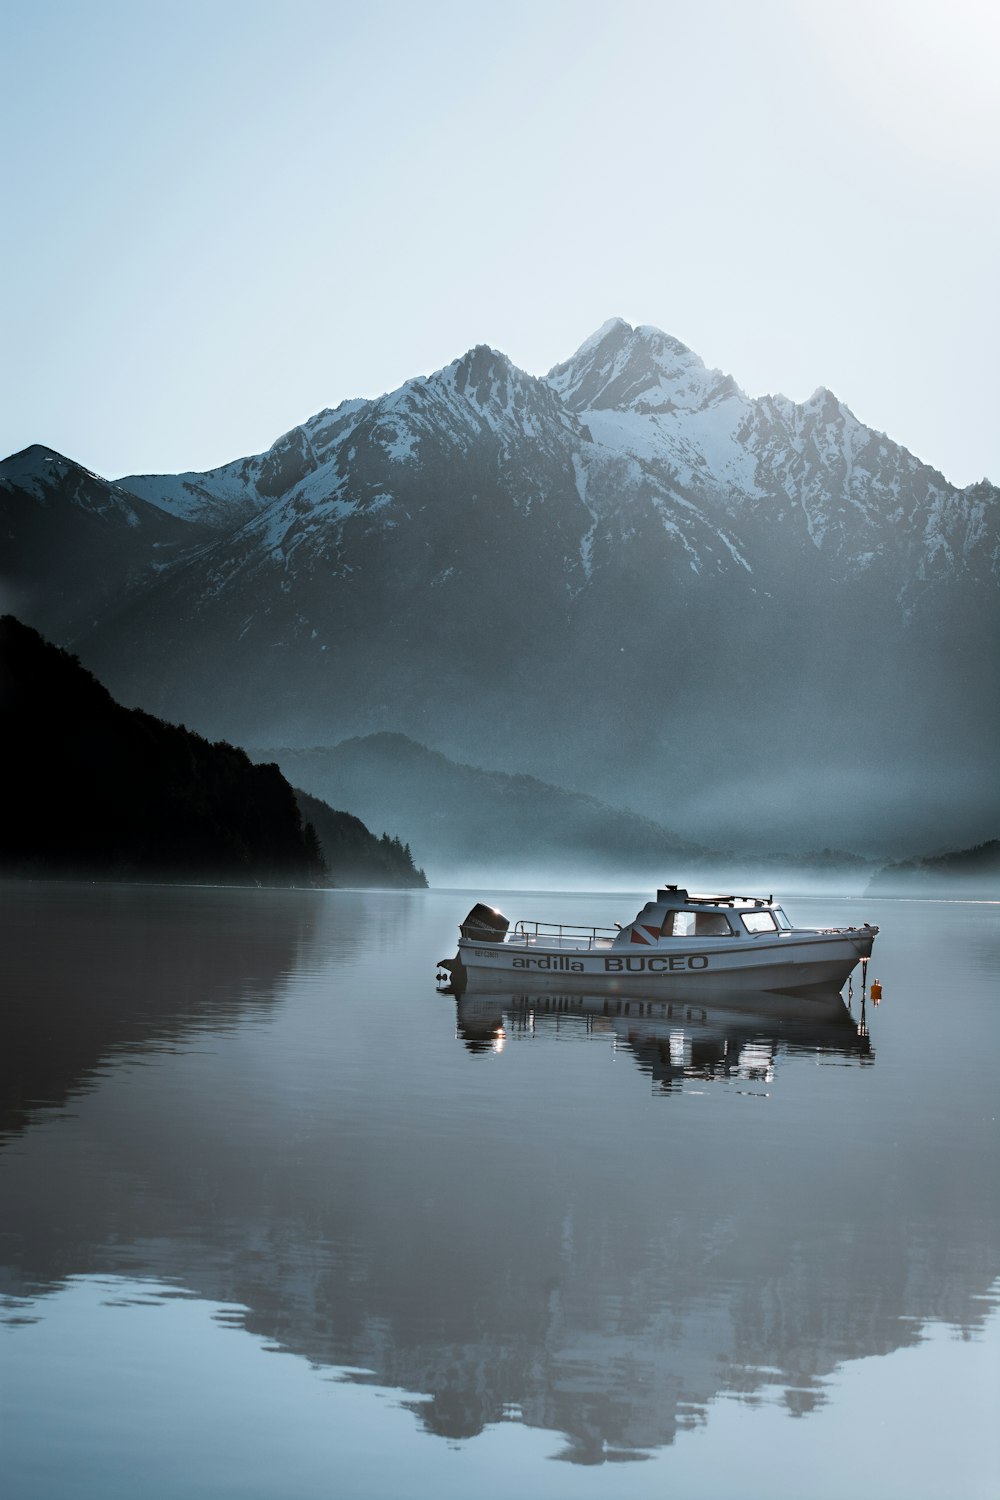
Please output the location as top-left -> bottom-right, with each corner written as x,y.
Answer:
740,910 -> 778,933
774,908 -> 792,929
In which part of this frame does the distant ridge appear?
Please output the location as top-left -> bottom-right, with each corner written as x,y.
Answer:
866,839 -> 1000,894
255,733 -> 886,888
255,732 -> 708,882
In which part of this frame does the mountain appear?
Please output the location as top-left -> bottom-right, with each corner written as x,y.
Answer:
866,838 -> 1000,895
0,444 -> 209,641
256,733 -> 877,889
4,322 -> 997,853
257,732 -> 709,884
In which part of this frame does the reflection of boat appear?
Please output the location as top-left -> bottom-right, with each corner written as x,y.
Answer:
440,884 -> 878,994
455,985 -> 874,1084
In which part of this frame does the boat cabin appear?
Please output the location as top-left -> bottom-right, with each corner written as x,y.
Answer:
613,886 -> 793,948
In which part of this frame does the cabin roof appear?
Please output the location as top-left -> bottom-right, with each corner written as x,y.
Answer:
656,887 -> 775,908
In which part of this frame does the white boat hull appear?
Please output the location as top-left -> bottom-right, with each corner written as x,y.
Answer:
456,929 -> 874,994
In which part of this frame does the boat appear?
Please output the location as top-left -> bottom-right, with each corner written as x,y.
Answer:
439,884 -> 878,994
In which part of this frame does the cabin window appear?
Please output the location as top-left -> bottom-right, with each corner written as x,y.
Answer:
741,910 -> 778,933
663,910 -> 734,937
664,911 -> 695,937
774,909 -> 791,929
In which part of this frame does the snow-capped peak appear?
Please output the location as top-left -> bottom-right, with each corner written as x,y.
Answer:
634,324 -> 694,358
399,343 -> 571,438
546,318 -> 743,417
798,387 -> 871,438
564,316 -> 632,364
445,343 -> 518,402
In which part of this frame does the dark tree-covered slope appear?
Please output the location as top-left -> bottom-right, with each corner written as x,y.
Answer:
0,614 -> 324,886
293,787 -> 427,888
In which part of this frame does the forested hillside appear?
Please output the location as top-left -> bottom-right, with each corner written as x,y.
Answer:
293,787 -> 426,888
0,614 -> 323,885
867,839 -> 1000,893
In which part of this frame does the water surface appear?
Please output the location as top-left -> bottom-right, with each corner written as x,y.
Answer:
1,881 -> 998,1498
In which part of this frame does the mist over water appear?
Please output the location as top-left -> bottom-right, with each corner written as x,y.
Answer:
652,761 -> 998,860
2,880 -> 998,1498
423,862 -> 877,897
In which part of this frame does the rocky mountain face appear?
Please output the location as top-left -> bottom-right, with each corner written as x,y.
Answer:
3,321 -> 997,852
0,445 -> 208,641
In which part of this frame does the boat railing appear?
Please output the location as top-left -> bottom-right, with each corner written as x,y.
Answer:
510,920 -> 618,950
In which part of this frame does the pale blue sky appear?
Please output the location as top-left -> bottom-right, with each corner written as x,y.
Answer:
3,0 -> 997,484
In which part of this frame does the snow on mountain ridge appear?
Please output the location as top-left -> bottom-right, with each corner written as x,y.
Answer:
566,316 -> 631,363
91,320 -> 997,600
178,341 -> 590,598
118,397 -> 372,529
547,318 -> 742,416
331,342 -> 587,507
544,325 -> 999,586
3,444 -> 170,528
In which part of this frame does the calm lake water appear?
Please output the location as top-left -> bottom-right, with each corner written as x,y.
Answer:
2,880 -> 998,1499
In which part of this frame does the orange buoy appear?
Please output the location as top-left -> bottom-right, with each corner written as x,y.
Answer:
870,979 -> 882,1003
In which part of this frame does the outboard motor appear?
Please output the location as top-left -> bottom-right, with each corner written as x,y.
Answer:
459,903 -> 510,943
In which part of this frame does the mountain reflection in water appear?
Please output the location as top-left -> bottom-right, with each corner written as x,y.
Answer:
0,884 -> 997,1490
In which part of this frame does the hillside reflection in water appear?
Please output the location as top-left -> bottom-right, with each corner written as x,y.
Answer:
1,883 -> 997,1497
